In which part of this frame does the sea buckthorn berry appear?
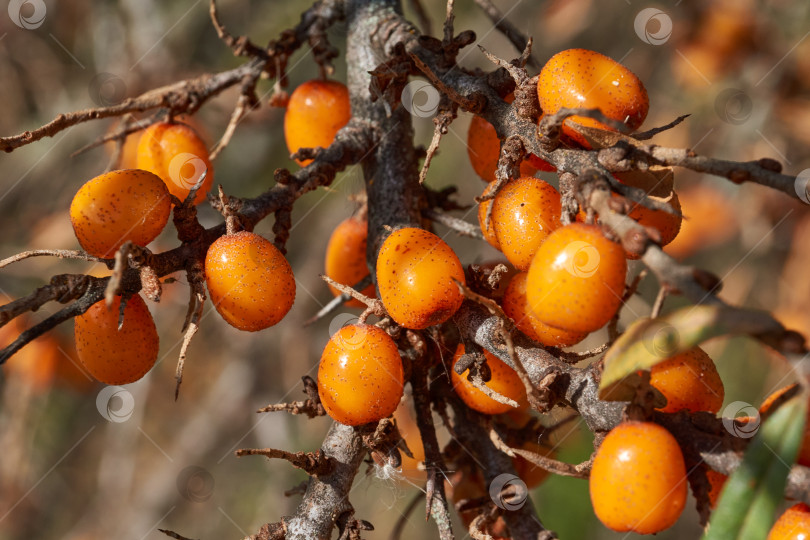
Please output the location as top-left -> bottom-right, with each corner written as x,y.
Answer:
467,115 -> 548,182
1,305 -> 60,393
284,79 -> 351,166
317,324 -> 404,426
69,169 -> 171,258
768,503 -> 810,540
526,223 -> 627,334
393,401 -> 427,482
537,48 -> 649,148
513,439 -> 556,489
706,470 -> 727,509
491,177 -> 562,270
376,227 -> 465,330
74,294 -> 159,385
478,182 -> 501,250
590,421 -> 687,534
760,384 -> 810,467
665,184 -> 738,260
502,272 -> 586,347
325,215 -> 376,307
450,344 -> 526,415
136,122 -> 213,205
467,94 -> 554,182
204,231 -> 295,331
627,193 -> 682,254
650,347 -> 725,414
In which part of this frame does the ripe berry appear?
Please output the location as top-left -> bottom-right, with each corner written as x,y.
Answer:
478,182 -> 501,250
665,184 -> 738,260
650,347 -> 725,414
317,324 -> 404,426
706,469 -> 727,509
526,223 -> 627,334
491,177 -> 562,270
467,115 -> 551,183
284,79 -> 351,166
537,49 -> 649,148
376,227 -> 465,330
513,439 -> 556,489
768,503 -> 810,540
467,93 -> 554,182
589,421 -> 687,534
626,193 -> 682,254
450,344 -> 526,415
393,401 -> 427,482
136,122 -> 213,205
74,294 -> 159,385
324,215 -> 375,307
204,231 -> 295,331
70,169 -> 172,258
1,308 -> 60,392
502,272 -> 585,347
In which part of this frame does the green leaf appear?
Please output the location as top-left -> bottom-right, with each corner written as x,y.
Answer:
702,396 -> 806,539
598,305 -> 781,402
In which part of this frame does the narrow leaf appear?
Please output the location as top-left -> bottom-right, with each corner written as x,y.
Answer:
702,396 -> 805,539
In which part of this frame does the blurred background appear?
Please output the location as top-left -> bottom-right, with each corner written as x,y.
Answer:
0,0 -> 809,538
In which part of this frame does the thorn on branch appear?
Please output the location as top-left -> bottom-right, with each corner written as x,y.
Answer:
235,447 -> 335,477
257,376 -> 326,418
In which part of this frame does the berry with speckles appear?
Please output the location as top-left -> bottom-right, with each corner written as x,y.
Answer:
526,223 -> 627,334
478,182 -> 501,250
74,294 -> 159,385
650,347 -> 725,414
376,227 -> 465,330
136,122 -> 213,205
590,421 -> 687,534
537,48 -> 649,148
491,177 -> 562,270
325,215 -> 375,307
205,231 -> 295,331
450,344 -> 526,415
502,272 -> 586,347
318,324 -> 404,426
70,169 -> 172,258
768,503 -> 810,539
284,79 -> 351,166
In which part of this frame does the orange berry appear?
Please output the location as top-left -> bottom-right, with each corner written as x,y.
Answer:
393,401 -> 427,483
627,192 -> 682,254
317,324 -> 404,426
526,223 -> 627,334
376,228 -> 465,330
706,470 -> 727,509
136,122 -> 213,205
537,49 -> 649,148
204,231 -> 296,331
513,439 -> 556,489
650,347 -> 725,414
502,272 -> 585,347
324,216 -> 375,307
478,182 -> 501,250
467,94 -> 554,182
284,79 -> 351,166
769,503 -> 810,540
69,169 -> 171,258
467,115 -> 546,182
0,308 -> 60,393
760,384 -> 810,467
590,421 -> 687,534
665,184 -> 738,260
74,294 -> 159,385
104,127 -> 142,169
491,177 -> 562,270
450,344 -> 525,415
